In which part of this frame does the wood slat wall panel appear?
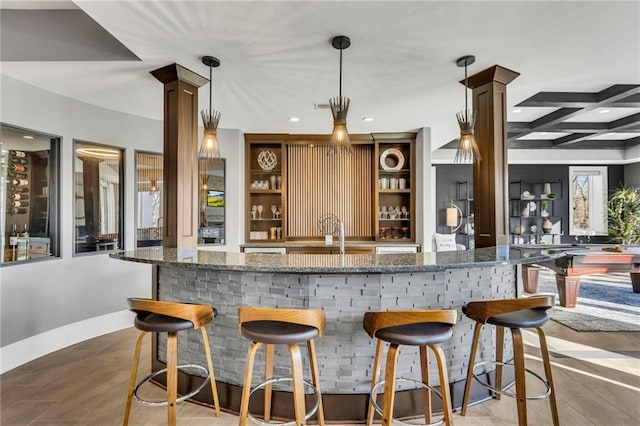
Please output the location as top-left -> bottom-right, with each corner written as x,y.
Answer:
287,145 -> 372,238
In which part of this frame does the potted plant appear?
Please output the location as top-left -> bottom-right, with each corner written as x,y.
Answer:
540,200 -> 549,217
607,185 -> 640,245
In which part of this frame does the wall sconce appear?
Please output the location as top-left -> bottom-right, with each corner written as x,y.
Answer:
446,201 -> 463,233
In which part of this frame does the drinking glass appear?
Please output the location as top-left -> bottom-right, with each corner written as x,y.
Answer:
257,205 -> 264,220
251,205 -> 257,220
271,205 -> 277,219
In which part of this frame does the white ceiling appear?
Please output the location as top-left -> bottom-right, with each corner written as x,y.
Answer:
1,0 -> 639,150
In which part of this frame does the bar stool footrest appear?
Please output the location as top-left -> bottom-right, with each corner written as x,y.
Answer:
370,378 -> 445,426
247,377 -> 320,426
472,360 -> 551,400
134,364 -> 211,407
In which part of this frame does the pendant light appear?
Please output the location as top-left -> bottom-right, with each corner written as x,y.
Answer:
455,55 -> 481,163
329,35 -> 352,153
200,55 -> 221,158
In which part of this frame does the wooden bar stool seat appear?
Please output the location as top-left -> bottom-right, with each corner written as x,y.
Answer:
123,298 -> 221,426
363,310 -> 457,426
238,307 -> 326,426
460,295 -> 559,426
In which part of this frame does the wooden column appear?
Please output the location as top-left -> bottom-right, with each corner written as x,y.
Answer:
151,64 -> 208,249
467,66 -> 519,248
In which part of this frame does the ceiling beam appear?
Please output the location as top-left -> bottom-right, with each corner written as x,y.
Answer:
516,84 -> 639,107
509,85 -> 640,147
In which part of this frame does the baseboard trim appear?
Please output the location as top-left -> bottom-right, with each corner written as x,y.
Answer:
0,309 -> 134,374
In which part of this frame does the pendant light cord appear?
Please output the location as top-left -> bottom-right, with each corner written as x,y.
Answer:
339,47 -> 343,99
464,62 -> 468,122
209,64 -> 213,113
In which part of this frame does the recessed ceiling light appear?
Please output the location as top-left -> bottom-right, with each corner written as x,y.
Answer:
513,109 -> 522,114
599,109 -> 610,114
362,117 -> 374,122
23,135 -> 34,139
288,117 -> 300,122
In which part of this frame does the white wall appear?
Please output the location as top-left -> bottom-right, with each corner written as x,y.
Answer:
0,75 -> 248,372
0,75 -> 158,371
198,128 -> 245,252
414,127 -> 436,251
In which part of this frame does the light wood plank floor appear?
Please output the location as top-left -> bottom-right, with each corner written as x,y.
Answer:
1,320 -> 639,425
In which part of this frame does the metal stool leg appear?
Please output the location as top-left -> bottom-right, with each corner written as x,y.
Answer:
495,325 -> 505,399
288,343 -> 306,426
123,331 -> 147,426
419,346 -> 432,424
537,327 -> 560,426
264,344 -> 275,422
166,332 -> 178,426
461,322 -> 483,415
430,344 -> 453,426
381,343 -> 400,426
366,339 -> 384,426
240,341 -> 262,426
200,327 -> 221,416
307,339 -> 325,426
511,328 -> 527,426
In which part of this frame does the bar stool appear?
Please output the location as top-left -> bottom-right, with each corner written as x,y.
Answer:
363,310 -> 457,426
123,298 -> 221,426
460,295 -> 559,426
238,307 -> 326,426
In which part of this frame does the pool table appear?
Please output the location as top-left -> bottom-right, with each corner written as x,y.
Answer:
522,246 -> 640,307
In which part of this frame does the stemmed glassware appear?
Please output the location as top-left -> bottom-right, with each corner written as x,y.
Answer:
257,205 -> 264,220
271,205 -> 277,219
381,206 -> 388,219
277,206 -> 282,219
401,206 -> 408,219
251,205 -> 257,220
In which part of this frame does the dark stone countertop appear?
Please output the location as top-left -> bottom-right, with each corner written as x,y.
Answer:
110,246 -> 563,274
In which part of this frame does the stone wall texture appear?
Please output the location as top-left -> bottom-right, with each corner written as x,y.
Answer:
157,265 -> 516,393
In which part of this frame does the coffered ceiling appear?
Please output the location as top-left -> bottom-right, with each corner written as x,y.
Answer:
1,1 -> 639,157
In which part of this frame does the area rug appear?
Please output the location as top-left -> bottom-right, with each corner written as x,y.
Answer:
536,271 -> 640,332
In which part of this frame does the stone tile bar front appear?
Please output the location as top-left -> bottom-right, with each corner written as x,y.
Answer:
111,246 -> 561,421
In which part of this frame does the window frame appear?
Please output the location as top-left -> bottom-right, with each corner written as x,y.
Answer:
72,139 -> 125,256
0,123 -> 61,266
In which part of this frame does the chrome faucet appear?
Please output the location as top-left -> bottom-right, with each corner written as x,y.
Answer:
338,221 -> 345,255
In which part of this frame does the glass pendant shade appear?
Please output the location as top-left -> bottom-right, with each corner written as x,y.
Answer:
329,35 -> 352,153
200,109 -> 221,159
455,110 -> 481,163
330,96 -> 351,152
200,55 -> 221,159
454,55 -> 481,164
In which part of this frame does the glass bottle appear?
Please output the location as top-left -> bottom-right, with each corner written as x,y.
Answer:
9,150 -> 27,158
9,200 -> 29,207
9,164 -> 26,172
11,178 -> 28,186
9,207 -> 28,215
9,187 -> 28,194
9,157 -> 28,165
21,224 -> 29,237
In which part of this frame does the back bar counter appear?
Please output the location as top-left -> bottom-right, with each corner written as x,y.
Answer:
111,246 -> 560,421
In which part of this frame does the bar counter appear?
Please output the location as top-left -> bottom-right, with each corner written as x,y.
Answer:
111,246 -> 561,421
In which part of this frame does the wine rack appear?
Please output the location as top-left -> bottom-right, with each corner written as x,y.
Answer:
6,150 -> 30,216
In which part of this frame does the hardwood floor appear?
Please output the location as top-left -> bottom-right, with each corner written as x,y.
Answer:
1,321 -> 639,425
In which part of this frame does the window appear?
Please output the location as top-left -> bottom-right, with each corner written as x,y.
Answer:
199,158 -> 225,245
569,166 -> 608,236
74,140 -> 123,254
0,123 -> 60,264
135,151 -> 163,247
